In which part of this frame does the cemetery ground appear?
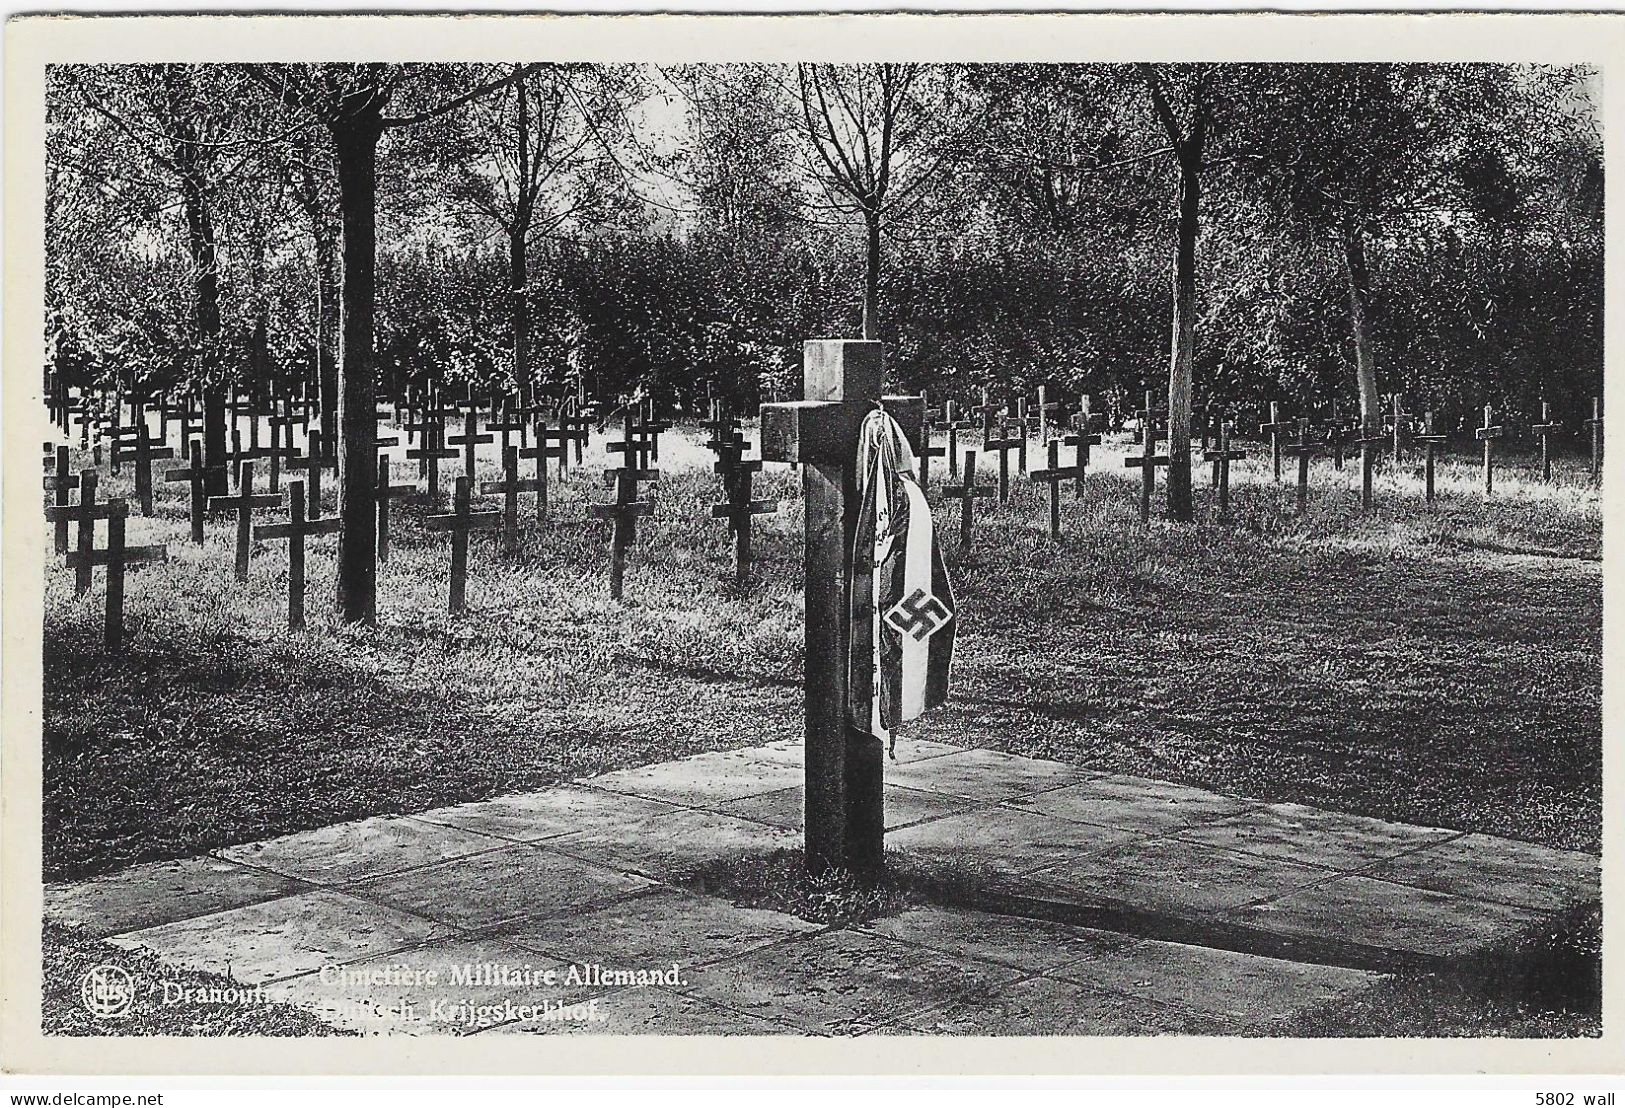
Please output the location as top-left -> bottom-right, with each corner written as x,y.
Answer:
41,422 -> 1601,1037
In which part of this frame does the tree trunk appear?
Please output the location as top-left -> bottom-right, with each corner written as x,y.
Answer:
314,225 -> 340,449
510,226 -> 530,408
334,119 -> 382,625
1342,223 -> 1380,436
179,173 -> 229,497
861,211 -> 881,341
1164,156 -> 1199,522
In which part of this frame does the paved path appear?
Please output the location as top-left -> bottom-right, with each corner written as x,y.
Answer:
46,740 -> 1598,1036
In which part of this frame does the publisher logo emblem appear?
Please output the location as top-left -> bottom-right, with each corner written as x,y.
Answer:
80,964 -> 135,1019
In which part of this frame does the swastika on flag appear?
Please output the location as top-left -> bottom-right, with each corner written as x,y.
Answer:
883,587 -> 952,642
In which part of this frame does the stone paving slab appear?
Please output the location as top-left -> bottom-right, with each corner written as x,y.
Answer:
883,974 -> 1227,1036
861,907 -> 1139,974
349,845 -> 656,930
584,748 -> 804,806
44,857 -> 305,938
477,987 -> 793,1035
1047,933 -> 1379,1028
217,815 -> 506,885
1177,802 -> 1460,871
720,784 -> 969,832
678,928 -> 1024,1036
1005,773 -> 1261,835
408,786 -> 680,844
263,936 -> 579,1036
1236,873 -> 1550,958
881,747 -> 1096,801
48,738 -> 1600,1038
884,807 -> 1143,875
1018,838 -> 1334,915
107,889 -> 452,985
549,807 -> 798,881
498,886 -> 820,969
1363,832 -> 1601,911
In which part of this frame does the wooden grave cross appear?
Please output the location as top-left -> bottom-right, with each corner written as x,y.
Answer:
480,445 -> 540,554
173,403 -> 204,464
1349,430 -> 1386,509
1029,439 -> 1081,539
712,430 -> 753,504
758,339 -> 925,871
1013,397 -> 1031,473
605,408 -> 655,471
229,386 -> 257,450
709,463 -> 777,587
1196,403 -> 1218,453
64,499 -> 167,653
1389,395 -> 1413,463
1203,420 -> 1246,520
700,402 -> 738,454
407,395 -> 459,475
982,421 -> 1024,504
519,418 -> 571,520
1321,401 -> 1350,471
1260,401 -> 1291,483
153,392 -> 179,443
917,422 -> 946,491
1475,404 -> 1505,495
99,405 -> 122,473
941,400 -> 975,480
559,410 -> 591,467
1204,405 -> 1226,487
590,459 -> 659,601
44,446 -> 83,555
707,421 -> 751,471
1033,384 -> 1062,447
45,470 -> 117,595
942,448 -> 993,549
286,429 -> 334,518
1532,402 -> 1564,482
372,404 -> 402,454
266,411 -> 303,492
375,456 -> 415,565
638,400 -> 672,464
1584,396 -> 1602,484
163,436 -> 216,544
1134,389 -> 1166,448
69,395 -> 94,448
254,480 -> 341,630
972,390 -> 1002,444
486,405 -> 526,457
114,406 -> 174,516
447,410 -> 494,481
1283,416 -> 1322,515
425,476 -> 502,613
405,418 -> 458,499
209,460 -> 281,581
1123,419 -> 1171,523
1412,411 -> 1448,504
1063,395 -> 1102,498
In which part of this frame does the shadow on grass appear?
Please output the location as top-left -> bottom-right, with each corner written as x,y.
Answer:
42,618 -> 761,882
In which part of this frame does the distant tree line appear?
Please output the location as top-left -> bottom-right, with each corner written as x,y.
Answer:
45,62 -> 1600,612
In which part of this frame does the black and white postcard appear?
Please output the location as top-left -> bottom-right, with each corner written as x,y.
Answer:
1,10 -> 1617,1078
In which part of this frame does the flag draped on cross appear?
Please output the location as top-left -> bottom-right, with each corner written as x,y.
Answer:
848,408 -> 957,754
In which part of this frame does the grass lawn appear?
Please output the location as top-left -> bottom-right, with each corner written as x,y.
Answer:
38,420 -> 1602,1036
43,421 -> 1601,879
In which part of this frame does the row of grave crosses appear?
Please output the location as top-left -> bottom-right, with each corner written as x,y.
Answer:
703,400 -> 781,588
927,389 -> 1110,541
1251,396 -> 1604,506
42,387 -> 696,639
